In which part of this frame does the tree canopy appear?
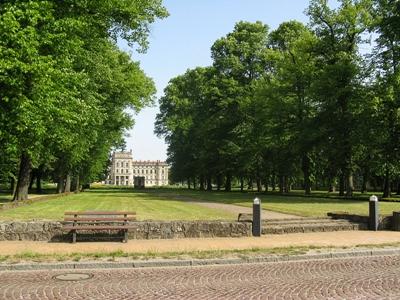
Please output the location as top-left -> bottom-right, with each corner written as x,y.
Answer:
156,0 -> 400,198
0,0 -> 167,199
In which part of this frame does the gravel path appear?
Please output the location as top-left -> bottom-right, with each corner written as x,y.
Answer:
189,201 -> 301,219
1,255 -> 400,299
169,194 -> 300,219
1,231 -> 400,255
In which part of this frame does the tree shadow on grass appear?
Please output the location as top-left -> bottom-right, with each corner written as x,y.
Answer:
85,188 -> 373,207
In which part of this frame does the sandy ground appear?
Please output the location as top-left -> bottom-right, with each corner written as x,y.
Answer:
1,231 -> 400,255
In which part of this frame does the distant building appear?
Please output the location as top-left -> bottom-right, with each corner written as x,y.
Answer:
106,151 -> 169,187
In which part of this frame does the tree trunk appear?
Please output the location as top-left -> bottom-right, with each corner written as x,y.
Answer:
57,176 -> 65,194
361,170 -> 368,194
64,174 -> 71,193
199,175 -> 205,191
225,172 -> 231,192
75,175 -> 80,193
302,154 -> 311,195
240,177 -> 244,192
193,177 -> 196,190
187,178 -> 191,189
247,178 -> 253,190
346,173 -> 354,198
396,180 -> 400,195
271,173 -> 276,191
13,152 -> 32,201
10,176 -> 16,196
207,175 -> 212,191
256,177 -> 262,193
264,179 -> 268,192
36,168 -> 42,194
29,171 -> 35,190
279,175 -> 284,194
328,176 -> 335,193
383,169 -> 391,198
339,175 -> 345,196
217,174 -> 222,191
284,175 -> 290,193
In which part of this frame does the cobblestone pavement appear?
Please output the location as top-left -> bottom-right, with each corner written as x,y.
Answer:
1,255 -> 400,299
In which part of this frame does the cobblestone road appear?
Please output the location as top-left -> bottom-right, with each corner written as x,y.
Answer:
1,255 -> 400,299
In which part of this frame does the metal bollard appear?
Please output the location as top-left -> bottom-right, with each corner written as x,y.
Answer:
369,195 -> 379,231
253,197 -> 262,237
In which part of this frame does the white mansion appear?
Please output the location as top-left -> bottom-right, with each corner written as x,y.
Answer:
106,151 -> 169,187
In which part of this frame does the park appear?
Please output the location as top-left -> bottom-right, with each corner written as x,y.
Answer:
1,0 -> 400,299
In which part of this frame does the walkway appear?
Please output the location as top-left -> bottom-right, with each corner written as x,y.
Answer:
190,201 -> 300,219
1,231 -> 400,255
1,255 -> 400,299
170,195 -> 300,219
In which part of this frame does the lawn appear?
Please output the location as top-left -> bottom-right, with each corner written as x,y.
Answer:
0,188 -> 235,221
149,188 -> 400,217
0,187 -> 399,220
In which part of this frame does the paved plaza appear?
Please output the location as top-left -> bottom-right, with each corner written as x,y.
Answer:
1,255 -> 400,299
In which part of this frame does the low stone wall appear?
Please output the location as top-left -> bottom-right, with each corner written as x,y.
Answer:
327,212 -> 393,230
0,221 -> 252,242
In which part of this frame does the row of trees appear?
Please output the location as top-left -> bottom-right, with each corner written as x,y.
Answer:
0,0 -> 168,200
156,0 -> 400,197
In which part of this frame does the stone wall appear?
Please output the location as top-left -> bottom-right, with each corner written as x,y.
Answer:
327,212 -> 393,230
0,221 -> 252,242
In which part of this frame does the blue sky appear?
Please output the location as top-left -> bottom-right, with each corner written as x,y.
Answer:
122,0 -> 316,161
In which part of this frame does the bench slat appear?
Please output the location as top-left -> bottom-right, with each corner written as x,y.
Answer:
63,226 -> 135,231
63,221 -> 134,224
64,217 -> 136,222
65,211 -> 136,216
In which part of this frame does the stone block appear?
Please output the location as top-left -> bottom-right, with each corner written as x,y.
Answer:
393,212 -> 400,231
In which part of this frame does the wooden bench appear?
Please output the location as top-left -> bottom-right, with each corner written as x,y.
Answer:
62,211 -> 136,243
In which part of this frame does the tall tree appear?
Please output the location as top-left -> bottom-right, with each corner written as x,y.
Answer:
307,0 -> 372,196
0,0 -> 167,200
370,0 -> 400,197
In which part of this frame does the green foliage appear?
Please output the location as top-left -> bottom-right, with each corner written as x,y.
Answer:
156,0 -> 400,198
0,0 -> 167,199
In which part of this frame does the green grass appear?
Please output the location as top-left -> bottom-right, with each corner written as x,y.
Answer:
0,187 -> 399,220
148,188 -> 400,217
0,188 -> 235,221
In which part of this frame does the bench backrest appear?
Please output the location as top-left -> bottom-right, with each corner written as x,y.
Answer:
64,211 -> 136,222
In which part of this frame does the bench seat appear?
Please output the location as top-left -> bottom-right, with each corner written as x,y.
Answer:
63,211 -> 136,243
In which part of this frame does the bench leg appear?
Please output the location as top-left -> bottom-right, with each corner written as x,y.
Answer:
123,230 -> 128,243
72,230 -> 76,243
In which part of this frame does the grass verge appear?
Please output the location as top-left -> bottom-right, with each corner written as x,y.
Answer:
1,243 -> 400,264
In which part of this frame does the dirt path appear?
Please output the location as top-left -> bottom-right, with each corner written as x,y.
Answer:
168,195 -> 300,220
189,201 -> 300,220
1,231 -> 400,255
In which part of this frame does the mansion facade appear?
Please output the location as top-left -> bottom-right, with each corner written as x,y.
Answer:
106,151 -> 169,187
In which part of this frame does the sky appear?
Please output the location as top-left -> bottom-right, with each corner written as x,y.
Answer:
121,0 -> 316,161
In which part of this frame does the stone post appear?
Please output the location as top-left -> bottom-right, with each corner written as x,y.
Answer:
369,195 -> 379,231
252,197 -> 261,237
393,212 -> 400,231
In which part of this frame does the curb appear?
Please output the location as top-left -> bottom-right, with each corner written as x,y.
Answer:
1,248 -> 400,272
